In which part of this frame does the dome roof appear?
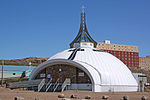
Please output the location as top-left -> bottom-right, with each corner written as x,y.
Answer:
30,47 -> 138,92
49,47 -> 137,86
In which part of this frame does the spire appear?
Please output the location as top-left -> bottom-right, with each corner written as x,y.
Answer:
81,5 -> 85,13
81,6 -> 86,33
70,6 -> 97,48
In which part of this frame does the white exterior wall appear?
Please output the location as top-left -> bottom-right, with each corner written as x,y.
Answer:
0,72 -> 22,78
73,42 -> 94,48
67,84 -> 92,90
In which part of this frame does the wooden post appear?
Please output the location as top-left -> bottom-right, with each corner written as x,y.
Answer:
1,60 -> 4,87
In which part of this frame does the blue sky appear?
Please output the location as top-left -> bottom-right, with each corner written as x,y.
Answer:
0,0 -> 150,60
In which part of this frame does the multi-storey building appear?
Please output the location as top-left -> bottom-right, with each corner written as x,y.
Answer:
139,56 -> 150,69
96,40 -> 139,68
146,55 -> 150,58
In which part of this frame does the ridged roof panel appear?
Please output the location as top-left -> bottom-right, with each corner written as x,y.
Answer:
49,47 -> 138,86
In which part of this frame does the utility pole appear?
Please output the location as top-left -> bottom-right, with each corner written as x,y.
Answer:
1,60 -> 4,87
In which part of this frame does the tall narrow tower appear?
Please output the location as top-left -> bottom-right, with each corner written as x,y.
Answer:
70,6 -> 97,48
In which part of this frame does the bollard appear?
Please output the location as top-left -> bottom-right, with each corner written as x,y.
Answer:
58,94 -> 65,98
123,96 -> 129,100
61,98 -> 71,100
14,97 -> 24,100
102,95 -> 109,100
70,94 -> 78,99
141,96 -> 147,100
35,99 -> 44,100
85,95 -> 91,99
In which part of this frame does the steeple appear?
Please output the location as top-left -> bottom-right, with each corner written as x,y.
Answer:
70,6 -> 97,48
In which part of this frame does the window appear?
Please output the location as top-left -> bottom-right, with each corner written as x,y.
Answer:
78,49 -> 84,51
93,49 -> 103,52
68,49 -> 75,52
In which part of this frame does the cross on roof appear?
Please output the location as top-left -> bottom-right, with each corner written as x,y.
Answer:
81,5 -> 86,13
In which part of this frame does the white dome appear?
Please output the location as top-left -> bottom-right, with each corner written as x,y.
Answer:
48,47 -> 138,92
30,47 -> 138,92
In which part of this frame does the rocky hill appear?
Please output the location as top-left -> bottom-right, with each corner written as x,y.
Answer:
0,57 -> 48,66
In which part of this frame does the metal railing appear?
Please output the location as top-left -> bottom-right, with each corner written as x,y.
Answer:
61,78 -> 71,92
38,78 -> 46,92
53,78 -> 60,92
45,78 -> 52,92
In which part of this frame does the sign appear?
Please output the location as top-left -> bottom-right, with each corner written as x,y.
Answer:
47,74 -> 51,79
40,73 -> 45,78
78,72 -> 84,77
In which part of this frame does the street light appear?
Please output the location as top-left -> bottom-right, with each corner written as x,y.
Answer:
29,62 -> 32,70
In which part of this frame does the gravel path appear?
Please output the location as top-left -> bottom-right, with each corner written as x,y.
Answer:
0,87 -> 150,100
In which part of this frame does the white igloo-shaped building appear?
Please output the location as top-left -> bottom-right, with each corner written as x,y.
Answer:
29,9 -> 138,92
